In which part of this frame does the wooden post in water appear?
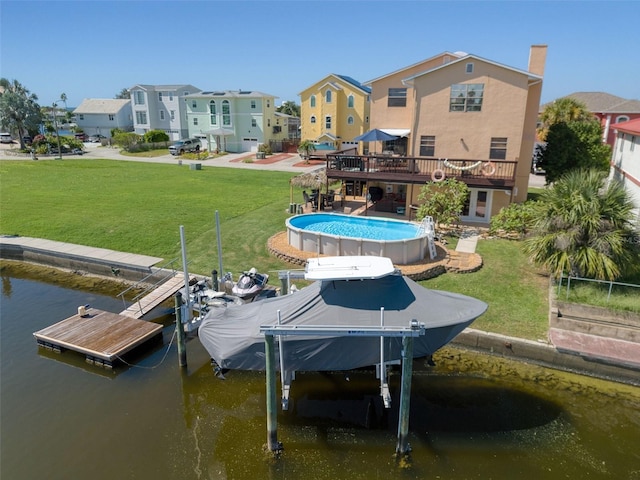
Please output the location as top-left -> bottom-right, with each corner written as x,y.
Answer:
264,333 -> 281,452
396,334 -> 414,455
175,291 -> 187,367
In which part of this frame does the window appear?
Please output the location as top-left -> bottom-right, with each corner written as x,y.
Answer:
170,110 -> 175,120
310,95 -> 316,108
209,101 -> 217,125
108,114 -> 115,121
388,88 -> 407,107
251,100 -> 256,109
193,117 -> 198,126
326,90 -> 332,103
450,83 -> 484,112
419,135 -> 436,156
79,114 -> 84,120
310,115 -> 316,124
159,111 -> 165,120
267,100 -> 270,108
134,91 -> 145,105
251,119 -> 257,127
158,92 -> 163,101
616,116 -> 630,123
348,95 -> 354,108
631,135 -> 636,152
325,116 -> 332,129
222,100 -> 231,126
169,92 -> 173,101
465,62 -> 474,74
191,100 -> 197,109
267,119 -> 271,127
489,137 -> 507,160
347,116 -> 354,125
135,111 -> 147,124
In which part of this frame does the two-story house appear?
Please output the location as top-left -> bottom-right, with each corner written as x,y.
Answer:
184,90 -> 277,153
73,99 -> 133,138
299,74 -> 371,151
609,117 -> 640,226
129,84 -> 200,140
546,92 -> 640,148
325,45 -> 547,225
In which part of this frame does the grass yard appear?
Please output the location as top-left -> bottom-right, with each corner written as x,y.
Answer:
1,158 -> 551,339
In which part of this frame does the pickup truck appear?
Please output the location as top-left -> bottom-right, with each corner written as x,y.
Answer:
169,138 -> 201,156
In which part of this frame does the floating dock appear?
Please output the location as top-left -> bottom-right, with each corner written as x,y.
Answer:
33,308 -> 163,368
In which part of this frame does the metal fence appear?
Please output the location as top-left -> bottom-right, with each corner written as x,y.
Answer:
557,272 -> 640,302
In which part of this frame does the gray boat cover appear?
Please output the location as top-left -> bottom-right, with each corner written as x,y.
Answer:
198,274 -> 487,372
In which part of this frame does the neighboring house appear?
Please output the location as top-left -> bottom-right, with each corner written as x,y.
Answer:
129,84 -> 200,141
609,117 -> 640,227
274,112 -> 300,140
324,45 -> 547,225
545,92 -> 640,148
73,99 -> 133,138
184,90 -> 278,153
299,74 -> 371,151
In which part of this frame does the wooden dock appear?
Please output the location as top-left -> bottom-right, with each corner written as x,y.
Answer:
33,308 -> 163,368
120,273 -> 187,319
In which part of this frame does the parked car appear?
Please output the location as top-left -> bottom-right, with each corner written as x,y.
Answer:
169,138 -> 201,156
88,134 -> 107,143
0,132 -> 13,143
74,133 -> 87,141
22,135 -> 33,145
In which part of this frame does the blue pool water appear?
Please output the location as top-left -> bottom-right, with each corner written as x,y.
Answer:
289,213 -> 419,240
314,143 -> 336,150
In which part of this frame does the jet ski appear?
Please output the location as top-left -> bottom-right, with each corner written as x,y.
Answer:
231,267 -> 269,301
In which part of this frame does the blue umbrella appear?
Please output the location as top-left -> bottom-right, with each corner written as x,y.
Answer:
353,129 -> 399,142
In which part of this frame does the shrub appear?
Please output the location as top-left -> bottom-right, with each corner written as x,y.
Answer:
143,130 -> 169,143
489,201 -> 541,238
112,132 -> 142,151
258,143 -> 272,155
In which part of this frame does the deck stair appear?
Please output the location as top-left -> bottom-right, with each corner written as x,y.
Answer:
416,216 -> 438,260
120,273 -> 188,319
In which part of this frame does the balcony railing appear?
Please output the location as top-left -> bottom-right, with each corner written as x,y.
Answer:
325,154 -> 518,188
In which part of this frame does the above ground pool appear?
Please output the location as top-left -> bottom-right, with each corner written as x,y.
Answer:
286,213 -> 429,264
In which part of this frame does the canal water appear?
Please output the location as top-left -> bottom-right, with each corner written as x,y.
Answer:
1,268 -> 639,480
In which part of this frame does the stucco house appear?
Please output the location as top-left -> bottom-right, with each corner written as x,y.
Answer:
549,92 -> 640,148
609,117 -> 640,227
129,84 -> 200,141
73,99 -> 133,138
323,45 -> 547,225
299,74 -> 371,151
184,90 -> 278,153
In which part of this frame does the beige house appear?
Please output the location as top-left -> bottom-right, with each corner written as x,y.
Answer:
325,45 -> 547,225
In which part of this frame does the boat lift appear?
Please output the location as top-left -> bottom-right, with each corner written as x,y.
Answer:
260,313 -> 425,455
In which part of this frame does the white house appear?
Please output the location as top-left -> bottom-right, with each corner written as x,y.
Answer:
129,84 -> 200,141
185,90 -> 278,153
609,117 -> 640,227
73,99 -> 133,138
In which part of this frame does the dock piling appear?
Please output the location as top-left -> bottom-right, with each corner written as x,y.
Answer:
395,334 -> 414,455
265,334 -> 282,452
175,291 -> 187,367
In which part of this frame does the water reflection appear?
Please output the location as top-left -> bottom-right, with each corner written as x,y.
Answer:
1,266 -> 639,480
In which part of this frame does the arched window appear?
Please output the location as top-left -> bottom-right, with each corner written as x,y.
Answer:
310,95 -> 316,108
616,115 -> 630,124
222,100 -> 231,126
209,101 -> 217,125
326,90 -> 332,103
310,115 -> 316,124
348,95 -> 354,108
347,116 -> 354,125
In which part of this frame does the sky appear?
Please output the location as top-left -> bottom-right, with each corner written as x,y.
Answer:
1,0 -> 639,109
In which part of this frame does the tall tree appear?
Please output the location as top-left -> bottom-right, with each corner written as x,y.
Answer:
536,119 -> 611,184
0,78 -> 42,149
523,169 -> 640,281
537,97 -> 594,142
276,101 -> 300,117
115,88 -> 130,99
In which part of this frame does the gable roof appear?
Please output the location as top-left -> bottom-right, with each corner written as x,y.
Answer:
363,52 -> 463,85
73,98 -> 130,114
189,90 -> 276,99
402,53 -> 542,85
129,84 -> 200,92
553,92 -> 640,114
613,117 -> 640,135
299,74 -> 370,95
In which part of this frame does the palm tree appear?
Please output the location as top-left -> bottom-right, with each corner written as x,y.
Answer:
537,97 -> 594,142
523,169 -> 640,281
297,139 -> 316,163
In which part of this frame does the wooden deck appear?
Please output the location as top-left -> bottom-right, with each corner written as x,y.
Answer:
33,308 -> 163,368
120,273 -> 187,319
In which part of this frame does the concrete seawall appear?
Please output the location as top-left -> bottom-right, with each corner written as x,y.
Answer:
2,235 -> 638,387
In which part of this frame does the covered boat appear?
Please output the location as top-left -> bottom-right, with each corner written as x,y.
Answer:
198,257 -> 487,373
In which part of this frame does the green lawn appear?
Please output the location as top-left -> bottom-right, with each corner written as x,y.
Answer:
0,158 -> 550,340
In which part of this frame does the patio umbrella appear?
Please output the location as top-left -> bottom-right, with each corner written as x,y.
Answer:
289,169 -> 327,202
353,129 -> 398,154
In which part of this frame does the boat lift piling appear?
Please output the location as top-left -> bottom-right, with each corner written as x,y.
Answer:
261,318 -> 424,453
175,291 -> 187,367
